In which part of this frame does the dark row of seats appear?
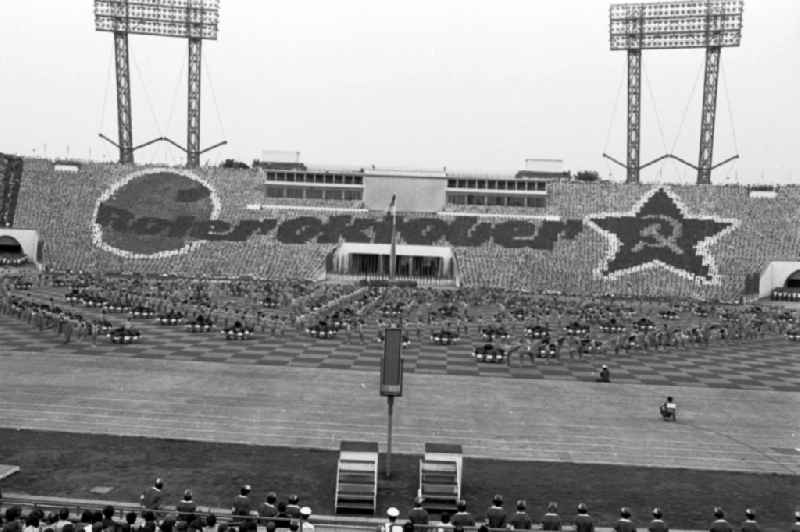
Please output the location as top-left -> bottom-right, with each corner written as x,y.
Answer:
0,153 -> 24,227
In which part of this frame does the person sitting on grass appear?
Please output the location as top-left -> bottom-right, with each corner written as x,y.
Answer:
660,397 -> 677,421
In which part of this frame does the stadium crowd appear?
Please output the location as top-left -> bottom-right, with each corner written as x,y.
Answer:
10,159 -> 800,301
1,491 -> 797,532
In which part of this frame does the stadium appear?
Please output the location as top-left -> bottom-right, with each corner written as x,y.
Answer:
0,2 -> 799,532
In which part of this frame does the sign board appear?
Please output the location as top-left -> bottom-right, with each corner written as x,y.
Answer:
379,328 -> 403,397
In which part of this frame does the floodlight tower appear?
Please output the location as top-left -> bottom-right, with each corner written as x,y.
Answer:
605,0 -> 743,184
95,0 -> 225,168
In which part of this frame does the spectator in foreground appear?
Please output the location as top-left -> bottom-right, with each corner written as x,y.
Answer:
436,512 -> 453,532
101,506 -> 115,531
614,507 -> 636,532
141,512 -> 157,532
574,503 -> 594,532
258,493 -> 278,519
408,497 -> 429,524
202,515 -> 216,532
232,485 -> 252,524
141,478 -> 164,510
740,509 -> 760,532
78,511 -> 92,532
451,500 -> 475,527
177,489 -> 197,524
792,511 -> 800,532
709,508 -> 733,532
509,500 -> 532,530
542,502 -> 561,531
299,508 -> 313,532
486,495 -> 507,529
53,510 -> 71,532
378,507 -> 402,532
286,495 -> 301,519
648,508 -> 667,532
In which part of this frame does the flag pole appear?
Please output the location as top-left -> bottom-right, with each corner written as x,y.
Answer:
389,194 -> 397,281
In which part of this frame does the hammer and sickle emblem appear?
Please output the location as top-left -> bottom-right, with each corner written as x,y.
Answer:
631,214 -> 684,255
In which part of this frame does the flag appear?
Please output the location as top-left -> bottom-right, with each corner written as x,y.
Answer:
388,194 -> 396,216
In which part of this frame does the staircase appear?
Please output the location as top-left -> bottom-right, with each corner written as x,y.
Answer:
418,443 -> 462,513
334,441 -> 378,514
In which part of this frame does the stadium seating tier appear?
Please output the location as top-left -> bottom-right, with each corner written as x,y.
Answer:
10,159 -> 800,300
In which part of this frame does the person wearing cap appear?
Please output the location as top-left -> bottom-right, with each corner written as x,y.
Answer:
542,502 -> 561,531
740,509 -> 760,532
574,503 -> 594,532
177,490 -> 197,524
451,500 -> 475,527
648,508 -> 668,532
408,497 -> 429,525
258,493 -> 278,519
509,500 -> 533,530
141,479 -> 164,510
597,365 -> 610,383
299,507 -> 313,532
709,508 -> 732,532
614,508 -> 636,532
791,511 -> 800,532
286,495 -> 302,519
232,485 -> 253,525
486,495 -> 507,529
378,508 -> 403,532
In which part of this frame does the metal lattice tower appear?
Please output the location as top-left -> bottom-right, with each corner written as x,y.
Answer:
95,0 -> 224,168
605,0 -> 743,185
626,49 -> 642,184
698,45 -> 722,184
187,37 -> 203,168
113,31 -> 133,165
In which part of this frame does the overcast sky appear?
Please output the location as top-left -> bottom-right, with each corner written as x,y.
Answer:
1,1 -> 798,183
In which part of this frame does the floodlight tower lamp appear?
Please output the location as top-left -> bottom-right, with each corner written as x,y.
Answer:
607,0 -> 743,185
94,0 -> 224,168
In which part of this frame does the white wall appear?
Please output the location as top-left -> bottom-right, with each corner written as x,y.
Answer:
363,175 -> 446,212
759,261 -> 800,298
0,228 -> 39,263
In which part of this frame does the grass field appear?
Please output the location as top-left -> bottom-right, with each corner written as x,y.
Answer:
1,429 -> 797,532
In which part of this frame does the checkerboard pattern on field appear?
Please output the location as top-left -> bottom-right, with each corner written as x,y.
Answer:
3,287 -> 800,393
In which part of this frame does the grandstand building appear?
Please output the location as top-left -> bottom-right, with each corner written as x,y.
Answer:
2,154 -> 800,300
